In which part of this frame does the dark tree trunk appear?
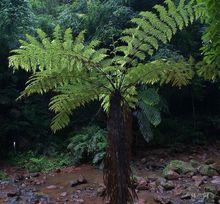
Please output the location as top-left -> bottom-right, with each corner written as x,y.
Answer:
104,91 -> 136,204
124,105 -> 133,160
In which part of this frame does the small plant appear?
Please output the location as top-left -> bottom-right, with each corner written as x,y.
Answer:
11,151 -> 71,173
67,125 -> 107,165
0,171 -> 7,180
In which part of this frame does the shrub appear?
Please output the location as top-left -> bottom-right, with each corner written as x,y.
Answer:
11,151 -> 71,173
67,125 -> 107,165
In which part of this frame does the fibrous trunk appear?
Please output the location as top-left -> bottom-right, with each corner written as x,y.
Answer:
104,91 -> 136,204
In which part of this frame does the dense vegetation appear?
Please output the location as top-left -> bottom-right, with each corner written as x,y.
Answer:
0,0 -> 219,203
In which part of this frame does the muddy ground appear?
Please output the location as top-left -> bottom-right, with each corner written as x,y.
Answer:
0,143 -> 220,204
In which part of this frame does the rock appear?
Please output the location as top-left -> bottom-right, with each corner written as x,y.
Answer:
210,163 -> 220,173
148,181 -> 156,190
141,158 -> 147,164
136,184 -> 149,190
205,159 -> 215,165
70,175 -> 87,187
204,184 -> 218,194
162,181 -> 175,191
202,192 -> 216,203
7,190 -> 21,197
191,197 -> 205,204
73,198 -> 84,203
34,179 -> 45,185
136,177 -> 148,190
97,185 -> 106,197
156,178 -> 174,191
145,161 -> 163,171
154,195 -> 172,204
29,172 -> 40,178
163,160 -> 195,176
13,174 -> 24,182
173,188 -> 183,196
181,193 -> 191,200
77,175 -> 87,184
55,169 -> 61,173
211,176 -> 220,185
46,185 -> 57,189
6,196 -> 20,203
60,192 -> 67,197
30,193 -> 50,203
70,180 -> 79,187
192,175 -> 204,187
164,170 -> 180,180
198,165 -> 218,176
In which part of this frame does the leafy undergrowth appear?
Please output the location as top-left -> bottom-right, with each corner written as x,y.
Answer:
67,125 -> 107,165
0,170 -> 8,180
10,151 -> 72,173
6,126 -> 107,173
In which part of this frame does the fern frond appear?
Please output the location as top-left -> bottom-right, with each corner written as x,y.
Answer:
49,84 -> 101,132
9,26 -> 109,77
124,59 -> 194,89
115,0 -> 196,69
137,110 -> 153,143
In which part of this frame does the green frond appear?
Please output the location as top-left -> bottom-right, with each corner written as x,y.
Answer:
124,59 -> 194,88
9,27 -> 108,75
115,0 -> 196,69
165,0 -> 185,30
161,60 -> 194,87
53,25 -> 62,41
49,84 -> 101,132
197,62 -> 220,81
139,11 -> 173,42
136,87 -> 162,142
138,88 -> 160,106
139,102 -> 161,127
19,69 -> 84,98
136,110 -> 153,143
154,4 -> 177,34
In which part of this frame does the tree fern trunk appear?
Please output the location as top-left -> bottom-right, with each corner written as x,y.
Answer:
124,105 -> 133,160
104,91 -> 136,204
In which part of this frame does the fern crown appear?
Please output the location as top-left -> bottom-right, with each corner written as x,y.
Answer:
9,0 -> 198,132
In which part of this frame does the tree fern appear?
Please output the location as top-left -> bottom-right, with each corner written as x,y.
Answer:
10,0 -> 197,203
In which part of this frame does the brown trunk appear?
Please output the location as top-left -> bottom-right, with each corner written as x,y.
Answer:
124,105 -> 133,160
104,91 -> 136,204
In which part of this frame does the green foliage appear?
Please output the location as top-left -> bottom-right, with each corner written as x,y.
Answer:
196,0 -> 220,65
195,0 -> 220,80
58,0 -> 134,43
0,0 -> 34,51
163,160 -> 195,175
11,151 -> 71,173
29,0 -> 66,34
67,126 -> 107,165
136,87 -> 162,142
10,0 -> 197,133
0,171 -> 8,180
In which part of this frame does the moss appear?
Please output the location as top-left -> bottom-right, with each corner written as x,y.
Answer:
190,159 -> 201,168
163,160 -> 195,175
198,165 -> 217,176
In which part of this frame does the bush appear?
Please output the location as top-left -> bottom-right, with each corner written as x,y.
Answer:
0,171 -> 7,180
11,151 -> 71,173
67,125 -> 107,165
